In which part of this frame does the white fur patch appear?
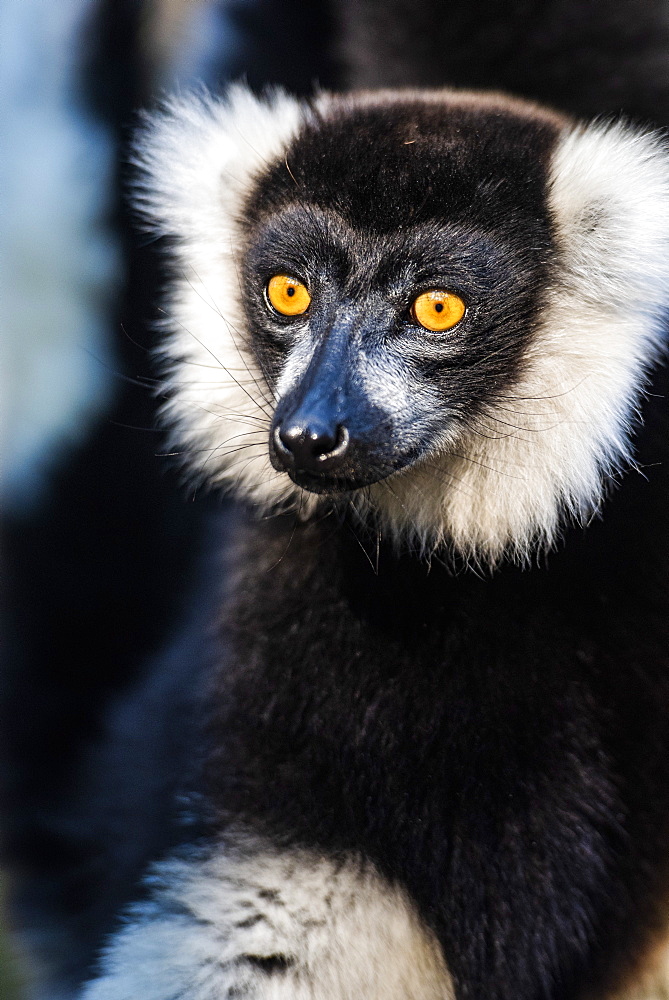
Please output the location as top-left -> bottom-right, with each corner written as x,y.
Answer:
597,937 -> 669,999
136,88 -> 669,563
133,86 -> 315,512
81,834 -> 453,1000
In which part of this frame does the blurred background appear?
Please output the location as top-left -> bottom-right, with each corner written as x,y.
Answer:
1,0 -> 338,994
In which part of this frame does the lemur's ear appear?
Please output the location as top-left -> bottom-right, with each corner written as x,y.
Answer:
550,121 -> 669,325
133,86 -> 307,253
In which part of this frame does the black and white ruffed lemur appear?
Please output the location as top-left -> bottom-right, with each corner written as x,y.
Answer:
80,1 -> 669,998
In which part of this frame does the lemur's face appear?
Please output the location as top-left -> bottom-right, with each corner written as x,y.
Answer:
137,88 -> 669,562
241,101 -> 558,495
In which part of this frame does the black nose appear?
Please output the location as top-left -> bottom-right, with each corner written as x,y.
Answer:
274,420 -> 350,473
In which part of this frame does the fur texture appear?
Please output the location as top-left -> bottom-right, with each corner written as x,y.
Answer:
366,115 -> 669,559
82,833 -> 453,1000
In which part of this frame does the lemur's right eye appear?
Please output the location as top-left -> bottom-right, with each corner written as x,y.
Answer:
411,289 -> 466,331
266,275 -> 311,316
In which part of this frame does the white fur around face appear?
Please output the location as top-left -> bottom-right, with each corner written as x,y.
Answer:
134,86 -> 313,512
596,935 -> 669,999
136,89 -> 669,563
81,834 -> 453,1000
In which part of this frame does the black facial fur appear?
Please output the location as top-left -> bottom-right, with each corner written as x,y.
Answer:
245,98 -> 563,231
241,97 -> 562,494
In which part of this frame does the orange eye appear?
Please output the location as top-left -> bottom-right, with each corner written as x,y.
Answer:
411,289 -> 466,331
266,274 -> 311,316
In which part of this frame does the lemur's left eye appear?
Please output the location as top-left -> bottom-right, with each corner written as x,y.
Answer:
411,289 -> 466,331
266,274 -> 311,316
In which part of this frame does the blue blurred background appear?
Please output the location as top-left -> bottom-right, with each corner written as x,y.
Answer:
0,1 -> 338,993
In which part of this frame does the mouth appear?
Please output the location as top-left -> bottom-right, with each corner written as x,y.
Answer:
269,435 -> 418,495
285,471 -> 362,494
284,467 -> 393,494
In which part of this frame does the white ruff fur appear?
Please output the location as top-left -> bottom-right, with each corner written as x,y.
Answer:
601,936 -> 669,1000
135,87 -> 669,563
81,835 -> 453,1000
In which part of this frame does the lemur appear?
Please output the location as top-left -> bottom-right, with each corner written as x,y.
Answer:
46,1 -> 669,998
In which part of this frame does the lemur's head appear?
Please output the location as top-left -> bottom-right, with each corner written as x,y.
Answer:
136,86 -> 669,563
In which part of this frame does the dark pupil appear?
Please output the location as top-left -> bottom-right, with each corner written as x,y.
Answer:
434,302 -> 444,313
287,286 -> 296,297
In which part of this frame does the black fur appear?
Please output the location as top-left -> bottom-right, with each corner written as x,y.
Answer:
201,361 -> 669,1000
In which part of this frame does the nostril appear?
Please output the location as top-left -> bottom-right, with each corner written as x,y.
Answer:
327,425 -> 349,460
273,425 -> 291,457
308,425 -> 338,458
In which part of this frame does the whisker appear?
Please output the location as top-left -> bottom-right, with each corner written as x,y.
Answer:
265,491 -> 307,572
198,438 -> 267,482
157,429 -> 266,459
379,476 -> 415,522
344,505 -> 378,575
464,424 -> 518,442
496,376 -> 590,403
191,270 -> 278,411
120,322 -> 152,354
445,451 -> 525,481
482,412 -> 569,434
417,463 -> 478,499
110,420 -> 163,432
167,401 -> 269,427
173,270 -> 275,418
